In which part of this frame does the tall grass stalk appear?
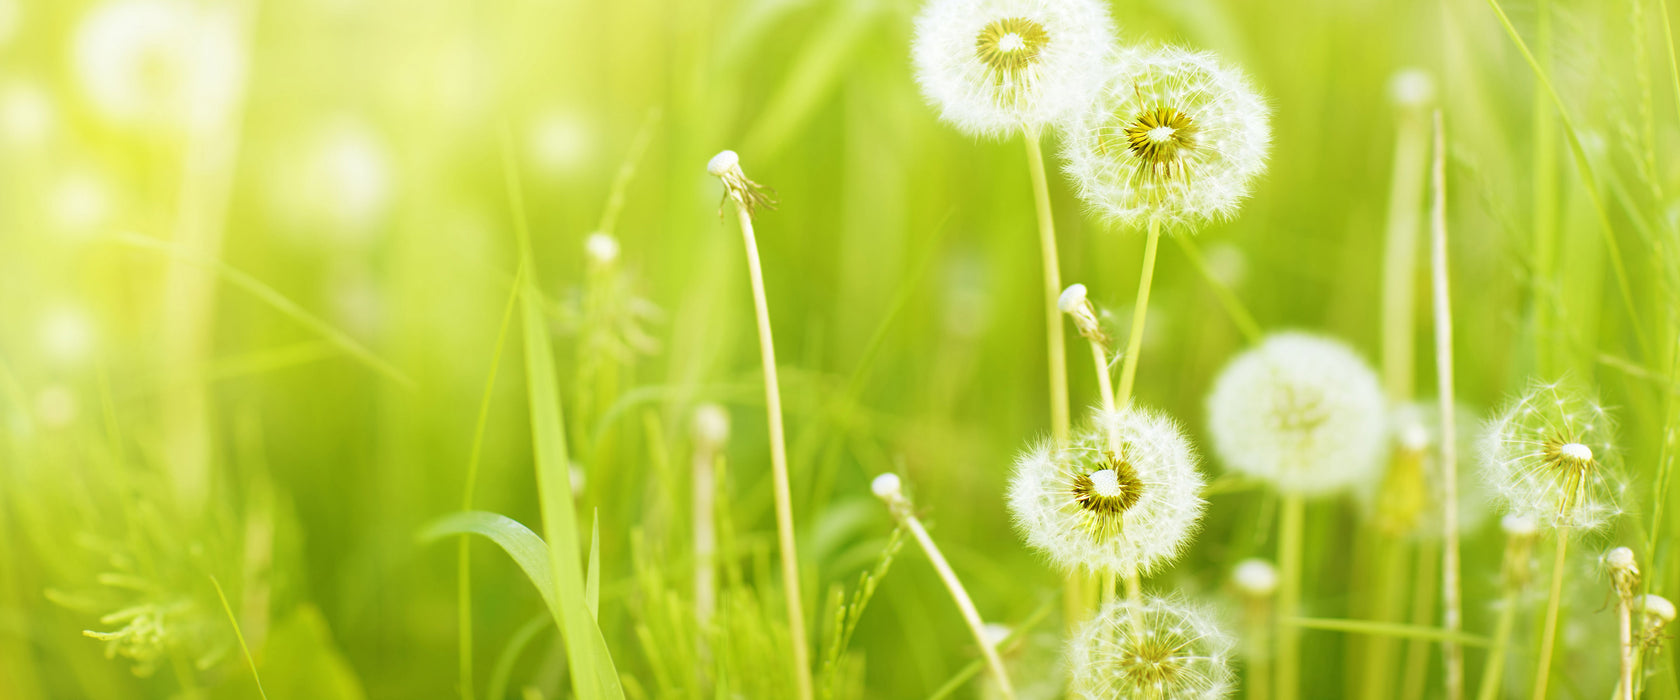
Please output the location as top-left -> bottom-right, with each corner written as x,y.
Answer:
1476,521 -> 1536,700
455,269 -> 523,700
1531,530 -> 1570,700
721,166 -> 814,700
1429,110 -> 1465,700
1277,494 -> 1304,700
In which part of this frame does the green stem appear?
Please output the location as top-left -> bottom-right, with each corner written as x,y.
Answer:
1278,494 -> 1304,700
1116,217 -> 1163,406
732,203 -> 814,700
1173,235 -> 1262,343
1531,529 -> 1570,700
901,513 -> 1017,700
1474,565 -> 1522,700
1430,110 -> 1465,700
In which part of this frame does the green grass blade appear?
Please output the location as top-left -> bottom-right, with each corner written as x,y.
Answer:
1289,617 -> 1491,647
110,233 -> 417,390
210,575 -> 270,700
587,509 -> 601,619
421,510 -> 561,624
502,125 -> 625,699
488,614 -> 552,700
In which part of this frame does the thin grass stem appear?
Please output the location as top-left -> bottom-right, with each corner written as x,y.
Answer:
1430,110 -> 1465,700
1531,529 -> 1570,700
1277,493 -> 1304,700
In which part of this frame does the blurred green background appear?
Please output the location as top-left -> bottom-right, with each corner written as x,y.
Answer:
1,0 -> 1677,697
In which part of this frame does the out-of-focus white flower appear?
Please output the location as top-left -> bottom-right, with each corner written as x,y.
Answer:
1069,597 -> 1235,699
529,108 -> 593,177
1366,400 -> 1492,539
1232,558 -> 1277,597
1009,407 -> 1206,576
72,0 -> 246,130
1063,47 -> 1271,230
0,78 -> 54,148
270,119 -> 393,239
912,0 -> 1116,137
692,403 -> 730,450
1479,379 -> 1622,531
40,306 -> 96,363
1388,68 -> 1435,109
1206,333 -> 1387,496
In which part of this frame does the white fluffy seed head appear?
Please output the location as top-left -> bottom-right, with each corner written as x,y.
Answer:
692,403 -> 730,448
1232,558 -> 1278,597
72,0 -> 245,130
584,232 -> 620,265
1062,46 -> 1271,231
1388,68 -> 1435,108
705,150 -> 739,177
1206,333 -> 1387,496
911,0 -> 1116,138
1007,406 -> 1206,576
871,472 -> 903,501
1365,400 -> 1493,540
1058,283 -> 1089,313
1607,547 -> 1637,571
1069,597 -> 1235,699
1640,595 -> 1677,624
1479,379 -> 1622,531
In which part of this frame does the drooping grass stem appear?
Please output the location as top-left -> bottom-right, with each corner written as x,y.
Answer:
1173,235 -> 1262,343
1277,493 -> 1304,700
728,200 -> 814,700
1531,529 -> 1570,700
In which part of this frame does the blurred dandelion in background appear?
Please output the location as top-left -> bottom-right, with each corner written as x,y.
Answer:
71,0 -> 246,131
1068,596 -> 1235,699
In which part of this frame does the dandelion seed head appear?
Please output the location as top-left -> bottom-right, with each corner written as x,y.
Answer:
0,79 -> 53,148
1069,597 -> 1235,699
1501,513 -> 1538,538
692,403 -> 730,448
871,472 -> 903,501
1387,68 -> 1435,108
911,0 -> 1116,137
1206,333 -> 1386,496
585,232 -> 620,266
1479,379 -> 1622,531
72,0 -> 245,130
1231,558 -> 1277,597
1063,46 -> 1270,230
1008,407 -> 1206,575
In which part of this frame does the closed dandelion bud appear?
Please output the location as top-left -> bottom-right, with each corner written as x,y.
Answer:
1205,333 -> 1387,496
1069,597 -> 1236,699
1231,558 -> 1277,598
1606,547 -> 1639,599
1008,407 -> 1206,576
1063,46 -> 1270,230
1479,380 -> 1622,531
911,0 -> 1116,137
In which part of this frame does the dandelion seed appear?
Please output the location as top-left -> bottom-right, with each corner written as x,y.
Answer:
1479,380 -> 1622,531
911,0 -> 1115,137
1063,46 -> 1270,229
1205,333 -> 1387,496
1069,597 -> 1236,699
1008,407 -> 1205,575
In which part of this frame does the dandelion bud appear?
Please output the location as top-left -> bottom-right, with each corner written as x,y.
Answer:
911,0 -> 1116,137
871,472 -> 904,501
692,403 -> 730,450
1008,407 -> 1206,576
1479,380 -> 1622,531
1639,595 -> 1676,625
1063,47 -> 1271,230
706,149 -> 773,216
1232,558 -> 1278,598
1059,283 -> 1107,344
1206,333 -> 1387,496
1069,597 -> 1235,699
1387,68 -> 1435,109
584,232 -> 620,266
1606,547 -> 1639,599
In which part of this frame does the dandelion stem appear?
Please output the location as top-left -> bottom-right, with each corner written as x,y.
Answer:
1025,128 -> 1079,628
1531,529 -> 1570,700
1277,493 -> 1304,700
729,202 -> 814,700
900,512 -> 1018,700
1248,597 -> 1274,700
1429,110 -> 1466,700
1173,235 -> 1262,343
693,446 -> 718,628
1475,529 -> 1531,700
1380,86 -> 1430,401
1116,217 -> 1163,406
1617,592 -> 1635,700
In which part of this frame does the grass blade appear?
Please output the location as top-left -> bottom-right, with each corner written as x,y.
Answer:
422,510 -> 560,624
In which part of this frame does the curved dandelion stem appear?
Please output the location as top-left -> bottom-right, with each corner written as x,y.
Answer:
1116,217 -> 1163,406
729,201 -> 814,700
1277,494 -> 1304,700
898,510 -> 1017,699
1531,529 -> 1570,700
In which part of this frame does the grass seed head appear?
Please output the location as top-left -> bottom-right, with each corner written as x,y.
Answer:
1069,596 -> 1236,699
1205,333 -> 1387,496
1062,46 -> 1270,230
911,0 -> 1116,137
1008,406 -> 1206,575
